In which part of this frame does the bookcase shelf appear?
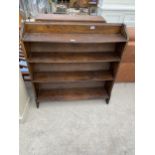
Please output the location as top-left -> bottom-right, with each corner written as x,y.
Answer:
21,17 -> 128,108
23,33 -> 127,43
38,87 -> 109,102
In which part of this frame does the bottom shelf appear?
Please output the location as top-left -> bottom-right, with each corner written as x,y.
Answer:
37,87 -> 109,101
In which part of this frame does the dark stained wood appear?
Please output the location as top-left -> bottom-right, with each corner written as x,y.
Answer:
22,19 -> 128,107
121,42 -> 135,62
28,52 -> 120,63
21,71 -> 29,76
35,14 -> 106,23
38,87 -> 109,101
33,71 -> 113,83
24,23 -> 122,34
20,41 -> 28,59
116,63 -> 135,82
116,27 -> 135,82
128,27 -> 135,41
29,43 -> 115,53
32,63 -> 110,72
23,33 -> 127,43
105,42 -> 128,103
38,81 -> 105,89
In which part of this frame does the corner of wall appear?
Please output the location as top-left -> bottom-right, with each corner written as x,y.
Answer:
19,97 -> 31,123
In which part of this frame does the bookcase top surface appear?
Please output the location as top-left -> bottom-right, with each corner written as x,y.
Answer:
35,14 -> 106,23
23,33 -> 127,43
22,22 -> 128,43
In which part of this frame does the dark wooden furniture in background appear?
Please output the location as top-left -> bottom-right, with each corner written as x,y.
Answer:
35,14 -> 106,23
21,18 -> 128,108
116,27 -> 135,82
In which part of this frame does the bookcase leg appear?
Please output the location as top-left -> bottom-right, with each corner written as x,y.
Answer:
36,101 -> 39,108
106,98 -> 110,104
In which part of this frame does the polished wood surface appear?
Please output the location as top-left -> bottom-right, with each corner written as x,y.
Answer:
116,27 -> 135,82
38,87 -> 109,101
24,23 -> 122,34
35,14 -> 106,23
33,71 -> 113,83
24,33 -> 126,43
28,52 -> 120,63
28,42 -> 115,52
116,63 -> 135,82
22,16 -> 128,108
31,63 -> 110,72
121,42 -> 135,62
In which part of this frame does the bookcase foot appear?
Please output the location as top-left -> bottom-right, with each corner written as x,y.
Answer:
106,98 -> 110,104
36,101 -> 39,108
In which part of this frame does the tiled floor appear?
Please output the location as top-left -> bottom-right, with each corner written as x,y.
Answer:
20,83 -> 135,155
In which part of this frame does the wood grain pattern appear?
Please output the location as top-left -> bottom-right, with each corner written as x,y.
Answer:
121,42 -> 135,62
28,52 -> 120,63
22,18 -> 128,107
24,23 -> 122,34
33,71 -> 113,83
35,14 -> 106,23
23,33 -> 127,43
116,63 -> 135,82
116,27 -> 135,82
38,87 -> 109,101
29,42 -> 116,53
32,63 -> 110,72
38,81 -> 105,89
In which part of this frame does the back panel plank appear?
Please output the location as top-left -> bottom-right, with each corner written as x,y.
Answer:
32,63 -> 110,72
33,70 -> 113,83
25,23 -> 122,34
30,43 -> 116,52
28,52 -> 120,63
39,81 -> 105,89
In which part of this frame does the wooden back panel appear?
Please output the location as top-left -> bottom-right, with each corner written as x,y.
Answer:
32,63 -> 110,72
24,22 -> 124,34
29,42 -> 116,53
38,81 -> 105,90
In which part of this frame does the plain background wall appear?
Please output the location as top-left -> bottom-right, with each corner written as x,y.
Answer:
98,0 -> 135,27
103,0 -> 134,5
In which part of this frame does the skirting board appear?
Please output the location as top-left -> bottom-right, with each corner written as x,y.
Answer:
19,97 -> 30,123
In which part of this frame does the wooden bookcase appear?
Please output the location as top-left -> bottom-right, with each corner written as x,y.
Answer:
21,21 -> 128,108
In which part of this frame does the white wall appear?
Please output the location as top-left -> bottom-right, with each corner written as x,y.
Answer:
103,0 -> 134,5
19,71 -> 30,122
98,0 -> 135,27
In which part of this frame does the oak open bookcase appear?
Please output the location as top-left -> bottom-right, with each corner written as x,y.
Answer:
21,21 -> 128,108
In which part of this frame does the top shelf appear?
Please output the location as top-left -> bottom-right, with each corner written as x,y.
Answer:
23,33 -> 127,43
22,22 -> 128,43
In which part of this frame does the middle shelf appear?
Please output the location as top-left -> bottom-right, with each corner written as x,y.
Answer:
33,70 -> 113,83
